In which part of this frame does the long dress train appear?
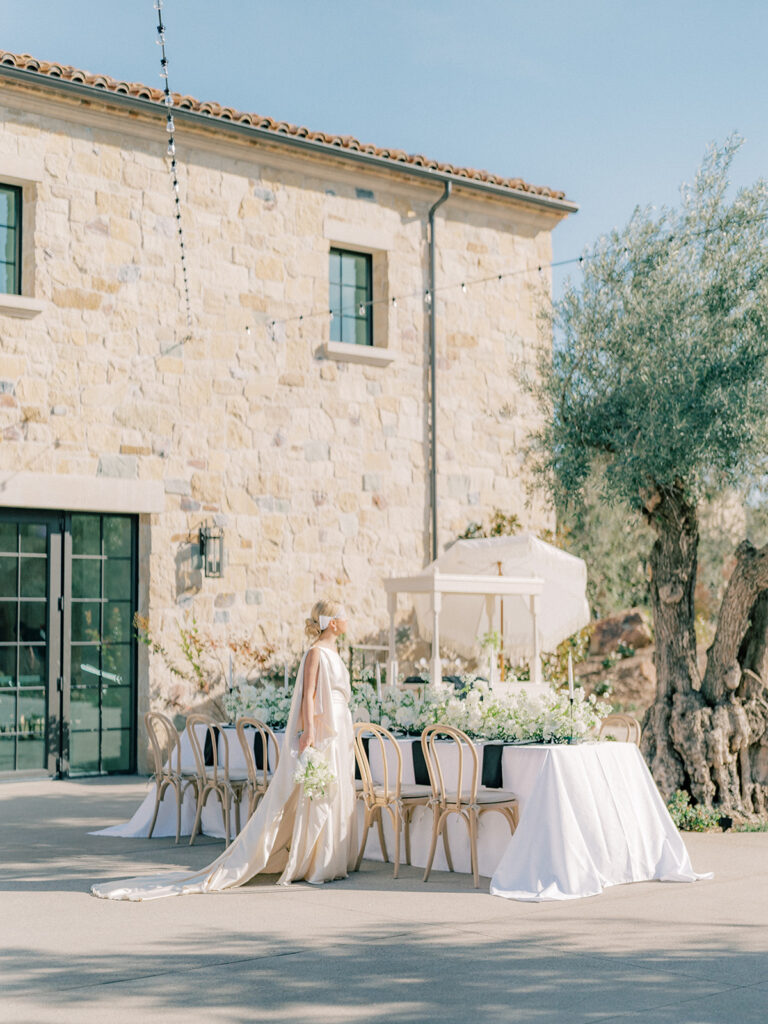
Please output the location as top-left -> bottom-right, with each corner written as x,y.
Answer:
91,645 -> 358,900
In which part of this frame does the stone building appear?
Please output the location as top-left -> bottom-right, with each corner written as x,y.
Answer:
0,52 -> 575,776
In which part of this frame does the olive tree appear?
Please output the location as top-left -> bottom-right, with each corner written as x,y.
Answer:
531,138 -> 768,813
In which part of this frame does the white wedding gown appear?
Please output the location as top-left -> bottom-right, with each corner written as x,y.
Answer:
91,645 -> 358,900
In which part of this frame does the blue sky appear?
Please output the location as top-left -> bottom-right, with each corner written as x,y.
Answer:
4,1 -> 766,294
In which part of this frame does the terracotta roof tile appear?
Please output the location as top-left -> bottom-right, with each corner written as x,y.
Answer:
0,50 -> 568,202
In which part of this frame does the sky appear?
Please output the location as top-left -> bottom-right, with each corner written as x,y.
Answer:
3,0 -> 767,296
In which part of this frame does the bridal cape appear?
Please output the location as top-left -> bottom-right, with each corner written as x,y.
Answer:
91,645 -> 358,900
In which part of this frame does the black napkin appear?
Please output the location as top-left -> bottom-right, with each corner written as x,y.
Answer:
354,734 -> 370,780
411,739 -> 430,785
252,731 -> 265,771
203,726 -> 221,766
481,743 -> 504,789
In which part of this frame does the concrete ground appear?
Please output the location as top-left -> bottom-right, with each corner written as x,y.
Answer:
0,777 -> 767,1024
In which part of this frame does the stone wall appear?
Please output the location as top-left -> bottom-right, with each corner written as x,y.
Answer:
0,82 -> 568,748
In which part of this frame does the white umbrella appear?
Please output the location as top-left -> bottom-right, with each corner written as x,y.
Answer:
413,533 -> 590,659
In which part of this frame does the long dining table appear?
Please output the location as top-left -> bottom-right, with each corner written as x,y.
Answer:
92,726 -> 710,901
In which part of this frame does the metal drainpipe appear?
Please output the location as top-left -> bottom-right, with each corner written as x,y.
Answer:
428,181 -> 452,562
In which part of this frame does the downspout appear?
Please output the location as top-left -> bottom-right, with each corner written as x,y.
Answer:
428,182 -> 452,562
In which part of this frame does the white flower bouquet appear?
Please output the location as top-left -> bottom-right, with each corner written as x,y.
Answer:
292,745 -> 337,800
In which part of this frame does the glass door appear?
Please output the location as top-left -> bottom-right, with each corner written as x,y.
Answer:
0,514 -> 60,774
0,509 -> 137,777
67,513 -> 137,775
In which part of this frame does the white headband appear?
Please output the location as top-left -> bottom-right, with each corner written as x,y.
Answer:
319,610 -> 346,630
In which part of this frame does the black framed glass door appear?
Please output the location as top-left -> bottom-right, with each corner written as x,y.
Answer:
0,509 -> 137,777
67,514 -> 137,775
0,514 -> 59,773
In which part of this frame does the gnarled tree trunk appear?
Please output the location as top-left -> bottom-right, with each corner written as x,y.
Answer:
640,487 -> 707,800
641,486 -> 768,814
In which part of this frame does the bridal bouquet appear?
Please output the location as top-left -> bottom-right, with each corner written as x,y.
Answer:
293,746 -> 337,800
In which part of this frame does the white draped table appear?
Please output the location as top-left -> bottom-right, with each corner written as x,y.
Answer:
92,729 -> 709,901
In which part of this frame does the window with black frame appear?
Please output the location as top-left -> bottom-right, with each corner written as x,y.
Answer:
0,185 -> 22,296
329,248 -> 373,345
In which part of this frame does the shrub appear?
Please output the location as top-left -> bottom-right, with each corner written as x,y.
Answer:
666,790 -> 720,832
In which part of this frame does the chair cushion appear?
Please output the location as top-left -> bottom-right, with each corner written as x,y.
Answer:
441,789 -> 517,805
400,784 -> 432,800
477,788 -> 517,804
366,783 -> 431,801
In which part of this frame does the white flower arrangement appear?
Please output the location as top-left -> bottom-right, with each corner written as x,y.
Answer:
292,745 -> 336,800
223,681 -> 293,729
224,674 -> 611,745
350,676 -> 611,744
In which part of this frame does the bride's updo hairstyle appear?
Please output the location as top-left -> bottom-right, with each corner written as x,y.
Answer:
305,598 -> 346,641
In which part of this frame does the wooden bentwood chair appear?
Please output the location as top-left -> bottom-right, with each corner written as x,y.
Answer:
186,715 -> 248,847
235,716 -> 281,820
144,710 -> 200,844
598,713 -> 642,745
353,722 -> 431,878
421,724 -> 519,889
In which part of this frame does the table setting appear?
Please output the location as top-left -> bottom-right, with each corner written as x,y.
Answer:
92,671 -> 710,900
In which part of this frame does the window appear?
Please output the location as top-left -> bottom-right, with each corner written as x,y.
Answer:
329,248 -> 372,345
0,185 -> 22,296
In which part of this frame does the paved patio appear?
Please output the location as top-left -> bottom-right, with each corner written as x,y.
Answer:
1,775 -> 767,1023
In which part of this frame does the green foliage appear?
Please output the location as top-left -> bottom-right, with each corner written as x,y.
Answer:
479,630 -> 502,651
133,612 -> 275,694
511,625 -> 592,684
666,790 -> 720,831
530,137 -> 768,516
555,469 -> 653,618
459,509 -> 522,539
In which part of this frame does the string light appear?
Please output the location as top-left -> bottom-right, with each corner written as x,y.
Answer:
244,196 -> 768,338
154,0 -> 192,329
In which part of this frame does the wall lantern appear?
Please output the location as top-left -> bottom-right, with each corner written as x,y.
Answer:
200,522 -> 224,578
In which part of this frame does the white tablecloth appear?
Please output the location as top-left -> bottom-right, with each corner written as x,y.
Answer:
489,743 -> 710,901
92,730 -> 709,901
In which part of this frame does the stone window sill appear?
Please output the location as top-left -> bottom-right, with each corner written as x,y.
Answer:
0,294 -> 44,319
321,341 -> 396,367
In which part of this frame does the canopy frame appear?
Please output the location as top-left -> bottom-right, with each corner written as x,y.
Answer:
383,569 -> 545,686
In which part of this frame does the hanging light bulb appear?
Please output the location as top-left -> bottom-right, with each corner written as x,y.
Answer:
328,310 -> 334,321
461,282 -> 467,294
358,303 -> 365,317
391,297 -> 397,308
167,139 -> 175,156
424,289 -> 432,306
166,117 -> 175,133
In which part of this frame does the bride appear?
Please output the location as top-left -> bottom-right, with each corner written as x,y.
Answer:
91,599 -> 358,900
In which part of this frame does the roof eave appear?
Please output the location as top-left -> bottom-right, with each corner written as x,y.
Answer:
0,64 -> 579,216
